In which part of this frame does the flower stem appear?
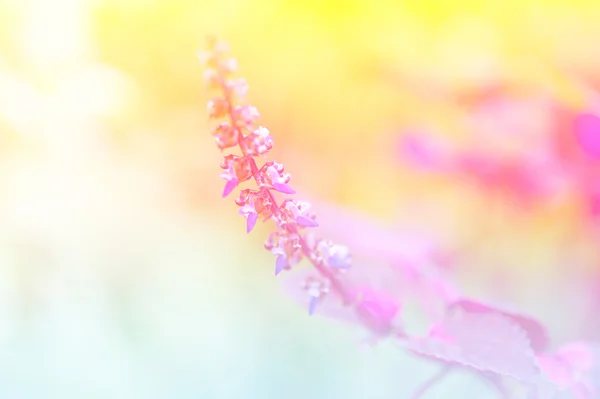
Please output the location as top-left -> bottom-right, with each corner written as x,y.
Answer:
410,365 -> 451,399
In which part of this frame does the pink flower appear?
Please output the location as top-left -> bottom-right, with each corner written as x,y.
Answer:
232,105 -> 260,127
281,199 -> 318,228
261,162 -> 295,194
206,97 -> 229,119
219,162 -> 238,198
202,68 -> 219,89
213,122 -> 238,150
302,276 -> 331,315
235,188 -> 275,222
242,126 -> 274,156
219,155 -> 253,198
221,57 -> 237,73
264,231 -> 303,275
316,239 -> 351,269
226,78 -> 249,98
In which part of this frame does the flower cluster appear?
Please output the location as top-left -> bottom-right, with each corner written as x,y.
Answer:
201,39 -> 600,398
200,38 -> 381,327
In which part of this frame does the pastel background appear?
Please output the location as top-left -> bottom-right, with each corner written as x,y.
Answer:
1,0 -> 600,397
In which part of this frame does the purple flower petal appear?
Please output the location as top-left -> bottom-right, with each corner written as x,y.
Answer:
329,260 -> 350,269
272,182 -> 296,194
296,216 -> 319,227
246,212 -> 258,233
222,179 -> 238,198
308,296 -> 319,316
275,254 -> 286,276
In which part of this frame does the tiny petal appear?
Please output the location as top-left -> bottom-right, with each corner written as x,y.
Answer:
222,58 -> 237,72
222,178 -> 238,198
308,296 -> 319,315
239,200 -> 260,233
213,123 -> 238,150
228,78 -> 248,98
203,69 -> 219,88
262,163 -> 294,192
207,97 -> 228,119
296,215 -> 319,227
283,200 -> 318,228
275,255 -> 287,275
234,105 -> 260,127
272,182 -> 296,194
246,212 -> 258,233
327,244 -> 351,269
197,50 -> 210,63
301,276 -> 330,314
243,126 -> 274,156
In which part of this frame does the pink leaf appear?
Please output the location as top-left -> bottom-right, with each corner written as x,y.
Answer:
449,298 -> 549,353
402,307 -> 540,381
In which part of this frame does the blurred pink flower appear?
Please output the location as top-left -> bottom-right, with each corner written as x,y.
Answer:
397,94 -> 600,226
575,114 -> 600,159
552,105 -> 600,227
397,131 -> 450,172
398,129 -> 562,208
